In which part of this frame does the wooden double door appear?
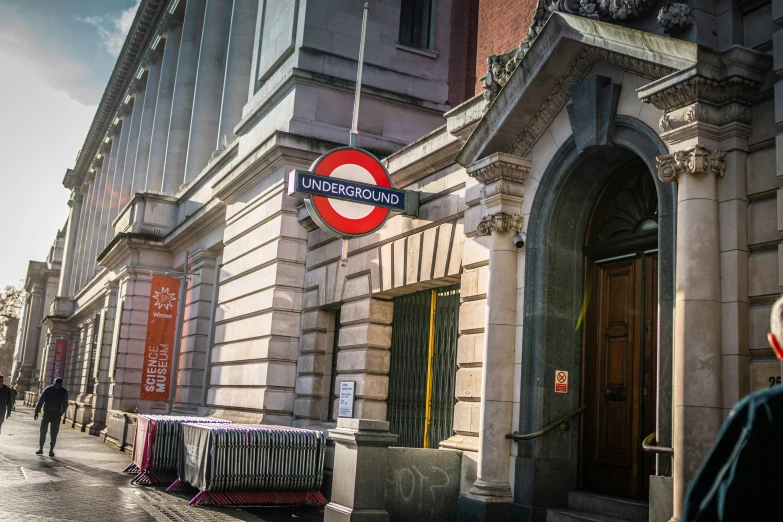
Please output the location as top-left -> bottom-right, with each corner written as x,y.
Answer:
581,252 -> 657,500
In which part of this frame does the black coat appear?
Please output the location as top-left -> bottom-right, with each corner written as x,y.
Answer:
34,384 -> 68,416
682,385 -> 783,521
0,385 -> 12,417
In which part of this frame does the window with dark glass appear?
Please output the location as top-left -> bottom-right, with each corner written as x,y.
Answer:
399,0 -> 433,49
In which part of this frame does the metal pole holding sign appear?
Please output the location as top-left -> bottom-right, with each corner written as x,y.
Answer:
349,3 -> 369,149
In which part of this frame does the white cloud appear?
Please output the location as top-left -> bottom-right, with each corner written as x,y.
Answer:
78,1 -> 140,57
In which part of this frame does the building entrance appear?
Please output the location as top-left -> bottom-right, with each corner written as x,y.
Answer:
580,162 -> 658,500
387,284 -> 459,448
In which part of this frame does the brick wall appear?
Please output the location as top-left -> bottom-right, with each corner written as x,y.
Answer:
447,0 -> 479,106
474,0 -> 538,94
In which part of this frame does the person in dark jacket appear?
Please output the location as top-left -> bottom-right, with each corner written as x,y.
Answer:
0,375 -> 13,434
682,295 -> 783,521
34,377 -> 68,457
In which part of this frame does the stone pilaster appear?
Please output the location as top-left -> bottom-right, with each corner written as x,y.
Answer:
88,282 -> 118,435
17,279 -> 45,394
146,15 -> 183,193
293,308 -> 336,423
96,130 -> 119,261
335,298 -> 393,421
75,176 -> 96,293
119,81 -> 146,209
57,189 -> 84,297
459,153 -> 529,521
106,107 -> 132,244
183,0 -> 233,184
85,156 -> 109,284
172,249 -> 218,414
161,0 -> 206,194
216,0 -> 258,149
657,145 -> 726,522
134,51 -> 163,192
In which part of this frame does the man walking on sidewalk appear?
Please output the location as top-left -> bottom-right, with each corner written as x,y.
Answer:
34,378 -> 68,457
0,375 -> 13,434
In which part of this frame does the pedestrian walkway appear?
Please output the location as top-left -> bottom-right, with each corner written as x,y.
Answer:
0,403 -> 324,522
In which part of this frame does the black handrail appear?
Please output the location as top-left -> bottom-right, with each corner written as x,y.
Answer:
642,432 -> 673,455
505,406 -> 587,442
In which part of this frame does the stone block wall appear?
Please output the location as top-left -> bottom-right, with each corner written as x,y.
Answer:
205,166 -> 308,424
172,249 -> 218,414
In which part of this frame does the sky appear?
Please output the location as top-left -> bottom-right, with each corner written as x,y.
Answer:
0,0 -> 140,289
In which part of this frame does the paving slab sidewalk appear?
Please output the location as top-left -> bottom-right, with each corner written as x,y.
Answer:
0,403 -> 324,522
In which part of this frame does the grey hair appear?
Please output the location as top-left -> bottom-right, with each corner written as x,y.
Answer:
771,295 -> 783,341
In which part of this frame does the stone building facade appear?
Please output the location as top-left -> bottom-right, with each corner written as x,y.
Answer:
10,0 -> 783,521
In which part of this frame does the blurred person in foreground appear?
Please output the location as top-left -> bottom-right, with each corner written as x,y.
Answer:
34,377 -> 68,457
683,294 -> 783,520
0,375 -> 12,434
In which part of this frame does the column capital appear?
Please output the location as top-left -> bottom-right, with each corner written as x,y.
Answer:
467,152 -> 531,185
656,145 -> 726,183
160,13 -> 184,34
476,212 -> 524,236
147,49 -> 164,65
131,78 -> 147,94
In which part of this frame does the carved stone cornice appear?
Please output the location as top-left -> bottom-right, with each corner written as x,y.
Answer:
476,213 -> 524,236
508,46 -> 674,156
656,145 -> 726,183
641,75 -> 760,113
658,102 -> 752,131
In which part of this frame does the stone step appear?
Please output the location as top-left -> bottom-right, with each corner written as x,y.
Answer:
568,491 -> 649,522
546,509 -> 634,522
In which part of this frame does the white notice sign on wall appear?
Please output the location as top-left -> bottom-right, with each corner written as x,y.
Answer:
339,381 -> 355,418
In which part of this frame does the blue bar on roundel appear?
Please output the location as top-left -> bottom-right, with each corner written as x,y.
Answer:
288,170 -> 407,212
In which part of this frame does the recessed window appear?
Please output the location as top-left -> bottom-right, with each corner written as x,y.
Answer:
399,0 -> 433,49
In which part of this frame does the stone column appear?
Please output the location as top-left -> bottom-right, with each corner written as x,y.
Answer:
657,145 -> 725,521
119,81 -> 146,209
161,0 -> 206,194
57,188 -> 84,296
133,52 -> 163,192
106,109 -> 132,243
460,153 -> 529,521
17,281 -> 45,393
216,0 -> 258,149
182,0 -> 233,184
146,15 -> 183,193
325,418 -> 398,522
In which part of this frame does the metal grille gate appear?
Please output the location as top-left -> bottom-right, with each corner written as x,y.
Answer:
387,284 -> 460,448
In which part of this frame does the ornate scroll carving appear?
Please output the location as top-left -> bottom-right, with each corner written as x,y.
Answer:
469,160 -> 530,185
641,76 -> 760,112
476,213 -> 524,236
656,145 -> 726,183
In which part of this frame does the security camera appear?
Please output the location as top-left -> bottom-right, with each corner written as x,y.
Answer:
513,232 -> 526,249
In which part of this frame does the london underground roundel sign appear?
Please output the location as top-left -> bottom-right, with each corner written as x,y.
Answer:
288,147 -> 418,238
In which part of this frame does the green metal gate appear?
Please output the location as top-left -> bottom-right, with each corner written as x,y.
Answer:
387,284 -> 460,448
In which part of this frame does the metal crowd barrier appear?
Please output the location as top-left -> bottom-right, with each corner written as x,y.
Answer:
172,423 -> 327,507
123,415 -> 231,486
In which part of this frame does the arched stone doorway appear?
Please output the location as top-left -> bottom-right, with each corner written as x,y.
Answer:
514,116 -> 675,514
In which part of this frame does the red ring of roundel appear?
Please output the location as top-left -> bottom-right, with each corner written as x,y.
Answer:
311,149 -> 391,236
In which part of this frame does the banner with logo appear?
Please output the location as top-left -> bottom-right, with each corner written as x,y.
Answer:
52,338 -> 68,381
140,275 -> 180,401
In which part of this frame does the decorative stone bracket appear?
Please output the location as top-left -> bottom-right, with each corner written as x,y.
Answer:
476,213 -> 524,236
656,145 -> 726,183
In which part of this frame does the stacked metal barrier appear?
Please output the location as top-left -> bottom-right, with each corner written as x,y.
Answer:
122,415 -> 231,486
172,423 -> 327,507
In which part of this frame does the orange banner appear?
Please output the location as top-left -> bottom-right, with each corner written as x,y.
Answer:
140,275 -> 181,401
